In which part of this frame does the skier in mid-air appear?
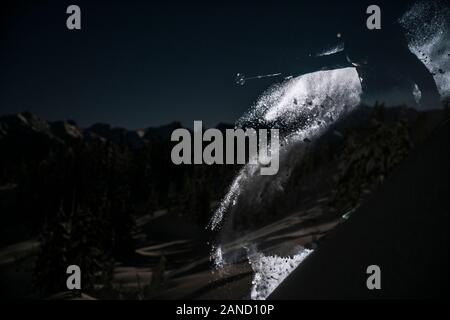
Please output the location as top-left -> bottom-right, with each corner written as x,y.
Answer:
237,5 -> 441,109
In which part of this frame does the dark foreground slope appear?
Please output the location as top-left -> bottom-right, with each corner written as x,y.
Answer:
270,120 -> 450,299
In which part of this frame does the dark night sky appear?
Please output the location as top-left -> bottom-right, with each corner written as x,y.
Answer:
0,0 -> 412,129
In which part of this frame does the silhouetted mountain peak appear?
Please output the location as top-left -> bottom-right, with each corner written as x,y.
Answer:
0,112 -> 50,137
143,121 -> 183,140
86,123 -> 143,149
50,121 -> 83,140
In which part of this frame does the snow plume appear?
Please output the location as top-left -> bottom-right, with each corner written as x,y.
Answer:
210,244 -> 225,269
248,248 -> 313,300
207,68 -> 360,298
209,68 -> 362,231
400,0 -> 450,97
207,2 -> 449,296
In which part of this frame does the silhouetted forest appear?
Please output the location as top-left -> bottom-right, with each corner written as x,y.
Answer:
0,100 -> 448,297
0,113 -> 239,295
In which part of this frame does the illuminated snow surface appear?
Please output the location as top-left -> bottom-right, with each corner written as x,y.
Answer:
208,0 -> 450,300
249,248 -> 313,300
